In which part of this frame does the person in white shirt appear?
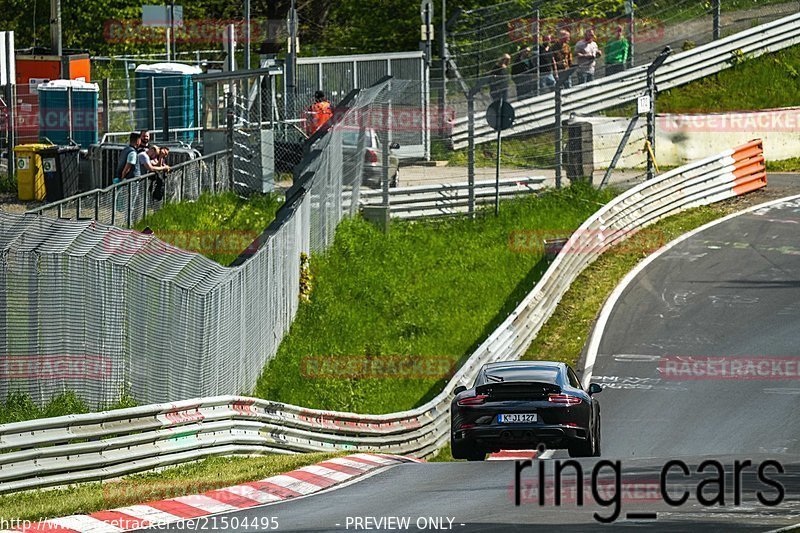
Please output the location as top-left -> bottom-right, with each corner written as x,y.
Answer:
574,29 -> 602,85
138,144 -> 171,174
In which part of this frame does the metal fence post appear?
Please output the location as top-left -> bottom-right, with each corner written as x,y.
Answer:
142,176 -> 148,218
102,78 -> 111,134
467,93 -> 475,217
148,76 -> 156,131
67,86 -> 74,143
713,0 -> 721,40
226,94 -> 235,190
161,87 -> 169,141
626,0 -> 635,68
213,153 -> 218,192
94,190 -> 100,221
111,187 -> 117,226
554,84 -> 562,189
646,47 -> 672,181
533,6 -> 540,97
127,183 -> 133,227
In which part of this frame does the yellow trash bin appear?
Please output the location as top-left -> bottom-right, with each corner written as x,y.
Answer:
13,143 -> 52,201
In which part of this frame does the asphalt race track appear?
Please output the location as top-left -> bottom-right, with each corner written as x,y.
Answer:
147,197 -> 800,531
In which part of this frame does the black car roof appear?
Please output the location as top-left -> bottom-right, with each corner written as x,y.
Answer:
484,361 -> 564,369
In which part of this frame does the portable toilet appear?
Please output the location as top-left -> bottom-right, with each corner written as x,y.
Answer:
37,79 -> 99,147
135,63 -> 201,142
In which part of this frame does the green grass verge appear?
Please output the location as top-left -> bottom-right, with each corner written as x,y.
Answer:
766,158 -> 800,173
134,192 -> 283,265
0,391 -> 136,425
255,184 -> 617,414
0,452 -> 341,522
606,45 -> 800,116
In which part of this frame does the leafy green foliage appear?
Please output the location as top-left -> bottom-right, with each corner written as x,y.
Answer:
0,390 -> 136,424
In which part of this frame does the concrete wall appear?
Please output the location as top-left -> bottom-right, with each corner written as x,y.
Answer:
582,107 -> 800,169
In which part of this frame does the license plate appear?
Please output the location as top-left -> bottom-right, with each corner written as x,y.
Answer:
498,413 -> 537,423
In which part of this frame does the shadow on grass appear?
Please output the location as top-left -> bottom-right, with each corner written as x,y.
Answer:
412,255 -> 551,408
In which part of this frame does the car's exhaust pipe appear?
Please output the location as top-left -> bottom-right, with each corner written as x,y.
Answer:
523,431 -> 533,440
500,431 -> 512,440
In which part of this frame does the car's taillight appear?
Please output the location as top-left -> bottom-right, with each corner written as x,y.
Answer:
548,394 -> 582,405
365,149 -> 378,163
457,394 -> 488,406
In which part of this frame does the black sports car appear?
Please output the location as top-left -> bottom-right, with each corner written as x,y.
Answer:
450,361 -> 603,461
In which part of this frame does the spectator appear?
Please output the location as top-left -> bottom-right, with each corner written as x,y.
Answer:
305,90 -> 333,136
139,129 -> 151,151
574,29 -> 602,85
538,34 -> 558,92
139,144 -> 171,174
553,30 -> 574,88
511,47 -> 535,99
604,25 -> 630,76
115,132 -> 142,183
489,53 -> 512,102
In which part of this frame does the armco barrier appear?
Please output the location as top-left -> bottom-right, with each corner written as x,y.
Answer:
451,12 -> 800,149
0,140 -> 765,494
357,176 -> 546,219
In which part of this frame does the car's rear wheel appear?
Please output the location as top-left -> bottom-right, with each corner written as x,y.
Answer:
451,438 -> 486,461
567,430 -> 595,458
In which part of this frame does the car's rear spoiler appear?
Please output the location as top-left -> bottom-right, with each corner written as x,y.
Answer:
476,381 -> 561,396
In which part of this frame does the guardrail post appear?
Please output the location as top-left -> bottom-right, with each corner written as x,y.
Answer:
713,0 -> 721,40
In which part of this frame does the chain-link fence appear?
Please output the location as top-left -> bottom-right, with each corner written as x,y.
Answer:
0,77 -> 397,407
439,0 -> 800,118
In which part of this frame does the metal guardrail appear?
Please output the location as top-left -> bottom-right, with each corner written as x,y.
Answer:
357,176 -> 545,219
0,140 -> 765,494
451,12 -> 800,150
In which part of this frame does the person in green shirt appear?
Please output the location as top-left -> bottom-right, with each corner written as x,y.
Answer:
605,25 -> 630,76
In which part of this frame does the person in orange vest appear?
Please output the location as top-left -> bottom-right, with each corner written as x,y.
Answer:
305,90 -> 333,136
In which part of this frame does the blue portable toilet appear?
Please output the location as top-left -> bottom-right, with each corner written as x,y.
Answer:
38,80 -> 100,147
135,63 -> 202,142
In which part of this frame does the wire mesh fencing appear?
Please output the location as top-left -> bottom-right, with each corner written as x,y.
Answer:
0,78 -> 396,407
27,150 -> 231,228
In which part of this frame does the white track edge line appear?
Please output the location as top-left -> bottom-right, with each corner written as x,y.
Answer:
582,193 -> 800,388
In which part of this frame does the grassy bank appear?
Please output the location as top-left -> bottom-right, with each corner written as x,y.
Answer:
0,392 -> 135,425
255,184 -> 617,414
0,452 -> 340,522
134,192 -> 283,265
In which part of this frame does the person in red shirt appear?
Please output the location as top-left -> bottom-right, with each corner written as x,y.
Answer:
305,90 -> 333,136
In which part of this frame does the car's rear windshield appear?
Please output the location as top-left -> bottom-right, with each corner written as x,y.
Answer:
479,365 -> 560,385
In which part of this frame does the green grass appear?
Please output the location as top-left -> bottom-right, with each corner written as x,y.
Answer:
0,391 -> 136,425
134,192 -> 283,265
606,45 -> 800,116
432,133 -> 554,169
0,452 -> 341,522
254,184 -> 618,414
766,158 -> 800,172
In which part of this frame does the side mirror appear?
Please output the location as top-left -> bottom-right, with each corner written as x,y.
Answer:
454,385 -> 467,395
588,383 -> 603,395
389,142 -> 401,150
